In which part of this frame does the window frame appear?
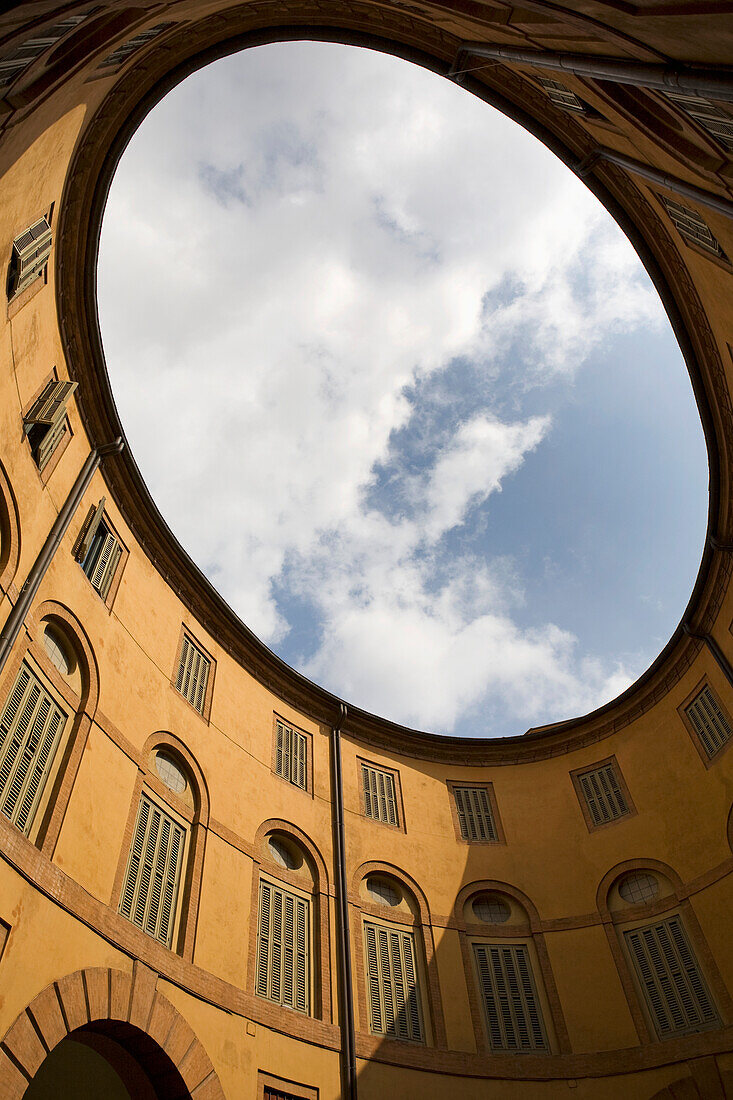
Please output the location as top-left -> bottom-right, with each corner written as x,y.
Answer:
271,714 -> 313,796
21,370 -> 75,483
446,779 -> 505,845
678,677 -> 733,767
655,192 -> 733,271
73,498 -> 128,609
257,1071 -> 318,1100
570,754 -> 636,832
361,913 -> 429,1045
357,756 -> 405,831
171,625 -> 215,722
255,873 -> 313,1016
469,936 -> 553,1054
6,207 -> 54,309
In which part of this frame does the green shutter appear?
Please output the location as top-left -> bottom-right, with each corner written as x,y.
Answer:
35,416 -> 68,471
364,921 -> 423,1042
24,380 -> 77,427
362,764 -> 398,825
578,762 -> 628,825
256,880 -> 310,1014
275,721 -> 307,790
119,793 -> 185,947
175,635 -> 211,714
473,943 -> 548,1051
453,786 -> 497,841
0,664 -> 66,836
75,498 -> 106,562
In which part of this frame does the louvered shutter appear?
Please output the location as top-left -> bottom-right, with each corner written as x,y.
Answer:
256,881 -> 310,1014
578,763 -> 628,825
24,380 -> 77,426
119,793 -> 186,947
624,916 -> 719,1038
473,943 -> 548,1051
0,664 -> 66,835
362,764 -> 398,825
75,498 -> 105,561
11,217 -> 53,294
661,196 -> 727,260
276,721 -> 307,790
454,786 -> 497,841
0,14 -> 91,89
175,635 -> 210,714
294,730 -> 307,789
97,540 -> 122,599
665,91 -> 733,151
364,921 -> 423,1042
685,687 -> 732,758
35,415 -> 68,471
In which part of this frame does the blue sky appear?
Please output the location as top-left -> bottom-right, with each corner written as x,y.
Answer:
97,42 -> 708,738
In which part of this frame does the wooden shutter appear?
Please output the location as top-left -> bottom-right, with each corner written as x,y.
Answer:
578,762 -> 628,825
454,786 -> 497,841
362,764 -> 398,825
665,91 -> 733,151
0,14 -> 90,89
0,664 -> 66,835
364,921 -> 423,1042
24,380 -> 77,426
175,635 -> 210,714
256,880 -> 310,1014
685,687 -> 732,758
538,76 -> 586,114
276,720 -> 307,789
119,793 -> 185,947
473,943 -> 548,1051
35,415 -> 68,471
74,497 -> 106,561
624,916 -> 719,1038
661,196 -> 727,260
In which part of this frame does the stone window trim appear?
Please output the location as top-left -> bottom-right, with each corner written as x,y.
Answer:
446,779 -> 506,845
6,202 -> 54,311
247,820 -> 332,1026
72,497 -> 128,610
270,712 -> 314,797
170,623 -> 215,723
453,879 -> 571,1056
653,190 -> 733,272
356,756 -> 406,832
570,754 -> 637,833
678,676 -> 733,768
258,1071 -> 319,1100
111,731 -> 208,963
20,368 -> 75,485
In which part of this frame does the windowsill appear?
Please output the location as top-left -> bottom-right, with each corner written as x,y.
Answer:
7,270 -> 46,319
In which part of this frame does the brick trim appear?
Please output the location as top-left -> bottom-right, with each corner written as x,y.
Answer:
258,1069 -> 319,1099
0,458 -> 20,598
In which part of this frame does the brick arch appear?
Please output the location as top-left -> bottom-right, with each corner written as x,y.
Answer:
0,964 -> 227,1100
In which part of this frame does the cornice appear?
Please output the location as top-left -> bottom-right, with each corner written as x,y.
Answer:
54,2 -> 732,763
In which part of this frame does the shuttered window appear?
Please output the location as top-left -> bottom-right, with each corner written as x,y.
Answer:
685,686 -> 731,759
537,76 -> 589,114
624,916 -> 719,1038
473,943 -> 549,1052
364,922 -> 423,1042
175,634 -> 210,714
256,880 -> 310,1014
664,91 -> 733,151
0,13 -> 93,90
361,763 -> 398,826
0,664 -> 66,836
661,196 -> 729,261
23,379 -> 77,472
119,793 -> 185,948
275,719 -> 307,790
9,216 -> 52,297
78,505 -> 122,601
577,761 -> 629,826
453,785 -> 497,841
99,22 -> 174,69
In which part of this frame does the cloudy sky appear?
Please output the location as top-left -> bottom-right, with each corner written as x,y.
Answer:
97,42 -> 708,738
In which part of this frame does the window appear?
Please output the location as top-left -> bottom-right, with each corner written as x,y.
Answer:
472,894 -> 511,924
274,718 -> 307,790
8,217 -> 52,298
0,663 -> 66,836
23,378 -> 76,473
452,784 -> 498,842
685,685 -> 731,759
537,75 -> 593,115
364,921 -> 423,1042
618,871 -> 659,905
624,915 -> 719,1038
119,792 -> 186,948
367,876 -> 401,907
473,943 -> 549,1052
98,22 -> 174,69
75,499 -> 122,600
574,758 -> 630,827
661,195 -> 729,261
174,632 -> 211,715
256,879 -> 310,1014
0,14 -> 92,90
361,762 -> 399,826
664,91 -> 733,151
154,751 -> 187,794
42,625 -> 75,677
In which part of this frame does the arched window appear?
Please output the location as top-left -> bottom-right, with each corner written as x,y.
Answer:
607,866 -> 721,1040
116,739 -> 206,957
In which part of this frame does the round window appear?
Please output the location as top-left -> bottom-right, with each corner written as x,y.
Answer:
43,625 -> 75,676
366,876 -> 401,907
618,871 -> 658,905
268,835 -> 302,870
472,894 -> 511,924
154,751 -> 187,794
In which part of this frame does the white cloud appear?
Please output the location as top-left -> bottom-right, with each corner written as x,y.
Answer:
98,42 -> 669,735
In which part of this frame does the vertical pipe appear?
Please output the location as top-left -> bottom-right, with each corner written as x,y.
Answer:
330,702 -> 357,1100
683,622 -> 733,689
0,438 -> 124,675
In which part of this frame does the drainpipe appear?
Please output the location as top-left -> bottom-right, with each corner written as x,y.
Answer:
682,623 -> 733,689
449,43 -> 733,103
330,702 -> 357,1100
0,439 -> 124,675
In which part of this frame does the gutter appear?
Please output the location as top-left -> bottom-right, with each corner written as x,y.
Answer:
330,702 -> 357,1100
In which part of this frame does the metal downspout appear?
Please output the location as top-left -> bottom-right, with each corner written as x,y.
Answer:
449,43 -> 733,103
330,702 -> 357,1100
683,622 -> 733,689
0,438 -> 124,675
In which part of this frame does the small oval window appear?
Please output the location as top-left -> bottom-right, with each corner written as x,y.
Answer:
43,624 -> 75,676
366,876 -> 401,907
472,894 -> 511,924
618,871 -> 658,905
155,751 -> 187,794
268,835 -> 302,870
